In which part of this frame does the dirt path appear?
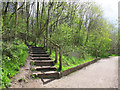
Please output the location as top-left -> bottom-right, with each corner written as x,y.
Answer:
10,56 -> 118,88
10,54 -> 44,88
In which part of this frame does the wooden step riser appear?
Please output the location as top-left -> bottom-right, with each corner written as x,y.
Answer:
32,73 -> 59,79
30,50 -> 46,52
30,55 -> 49,57
30,51 -> 46,53
32,68 -> 57,71
31,48 -> 44,49
30,52 -> 47,54
30,49 -> 44,50
30,48 -> 45,50
31,49 -> 44,50
31,57 -> 51,60
31,47 -> 44,49
34,62 -> 54,66
30,47 -> 58,79
27,45 -> 33,47
30,54 -> 49,56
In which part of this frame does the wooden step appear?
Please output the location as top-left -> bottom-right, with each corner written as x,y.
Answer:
27,45 -> 33,47
30,51 -> 47,54
31,66 -> 57,71
30,54 -> 49,57
31,50 -> 46,52
31,71 -> 59,78
30,60 -> 53,62
30,60 -> 54,66
31,49 -> 46,52
31,47 -> 44,49
31,57 -> 51,60
31,47 -> 44,50
29,47 -> 58,79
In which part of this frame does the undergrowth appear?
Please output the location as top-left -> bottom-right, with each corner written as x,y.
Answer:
1,40 -> 28,88
119,57 -> 120,64
109,54 -> 120,56
48,49 -> 95,72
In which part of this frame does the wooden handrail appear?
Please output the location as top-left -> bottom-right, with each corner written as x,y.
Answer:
44,36 -> 62,70
43,37 -> 98,71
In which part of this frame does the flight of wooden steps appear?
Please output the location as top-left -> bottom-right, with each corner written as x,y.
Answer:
29,47 -> 59,79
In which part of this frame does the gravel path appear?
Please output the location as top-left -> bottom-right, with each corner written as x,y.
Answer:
41,56 -> 118,88
10,56 -> 118,88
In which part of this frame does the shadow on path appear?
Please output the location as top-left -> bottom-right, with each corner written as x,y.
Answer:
41,78 -> 56,85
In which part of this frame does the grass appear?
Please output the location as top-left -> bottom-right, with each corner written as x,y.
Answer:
31,75 -> 39,79
119,57 -> 120,64
31,68 -> 36,71
49,50 -> 96,72
61,55 -> 95,72
110,54 -> 119,56
30,61 -> 34,66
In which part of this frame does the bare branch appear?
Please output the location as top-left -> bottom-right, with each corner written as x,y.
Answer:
10,2 -> 25,19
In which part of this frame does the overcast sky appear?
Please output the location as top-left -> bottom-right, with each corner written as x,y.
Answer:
1,0 -> 119,25
92,0 -> 119,25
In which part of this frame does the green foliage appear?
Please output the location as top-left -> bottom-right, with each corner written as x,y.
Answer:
119,58 -> 120,64
1,1 -> 118,88
31,68 -> 36,71
49,49 -> 95,71
31,75 -> 36,78
18,78 -> 24,82
2,40 -> 28,88
110,54 -> 119,56
31,75 -> 39,79
52,24 -> 73,46
30,61 -> 34,66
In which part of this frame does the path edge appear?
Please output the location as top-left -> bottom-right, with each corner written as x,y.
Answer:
58,58 -> 101,78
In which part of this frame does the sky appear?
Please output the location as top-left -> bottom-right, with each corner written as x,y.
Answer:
92,0 -> 119,25
0,0 -> 119,25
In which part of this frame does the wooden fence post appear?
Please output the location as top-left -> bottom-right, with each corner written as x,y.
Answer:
50,43 -> 52,55
55,47 -> 57,63
96,50 -> 97,58
59,47 -> 62,70
44,36 -> 45,48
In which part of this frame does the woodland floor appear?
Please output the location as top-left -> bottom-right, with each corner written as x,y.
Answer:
10,56 -> 118,88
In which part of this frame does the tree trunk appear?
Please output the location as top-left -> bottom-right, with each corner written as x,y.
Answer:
26,2 -> 29,42
15,2 -> 17,38
40,0 -> 44,31
37,1 -> 39,31
46,2 -> 53,50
